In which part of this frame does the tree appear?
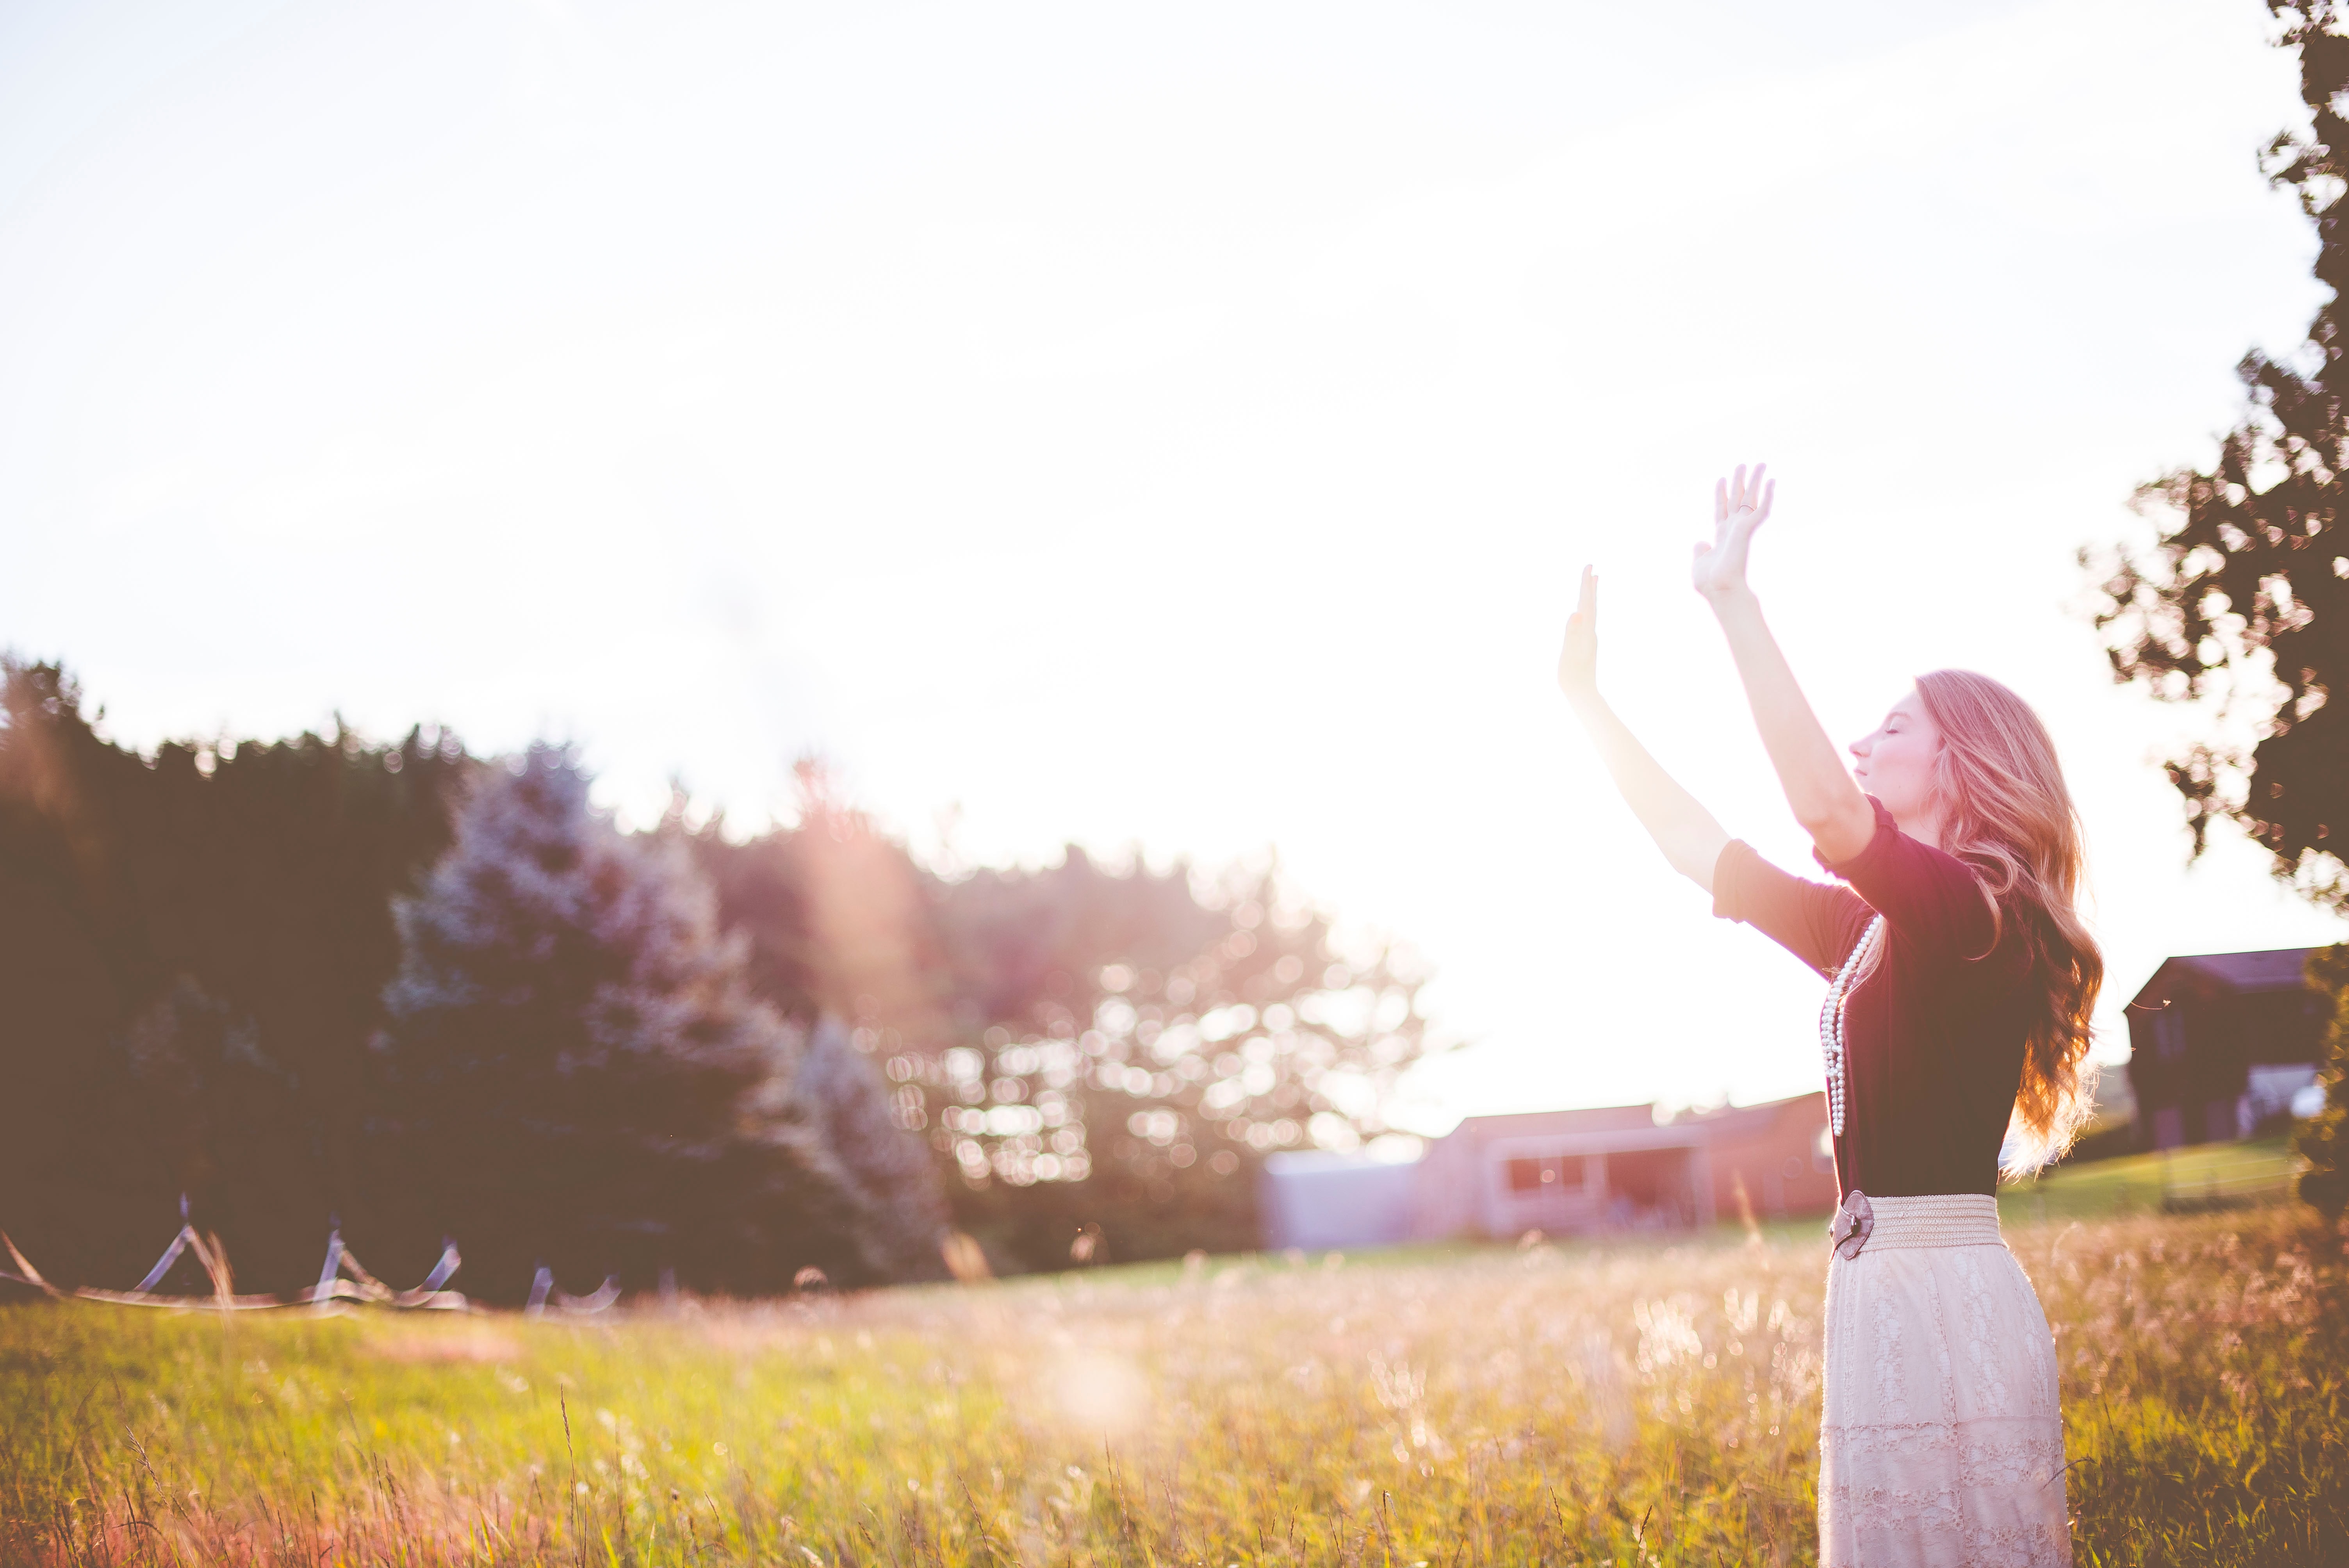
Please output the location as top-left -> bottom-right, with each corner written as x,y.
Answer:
376,744 -> 875,1295
2083,4 -> 2349,1205
2086,2 -> 2349,900
0,659 -> 467,1291
920,850 -> 1436,1186
2300,946 -> 2349,1213
793,1015 -> 950,1281
0,652 -> 1435,1286
696,773 -> 1441,1271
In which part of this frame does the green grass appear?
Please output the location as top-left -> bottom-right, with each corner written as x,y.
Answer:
2,1205 -> 2342,1565
1998,1137 -> 2304,1224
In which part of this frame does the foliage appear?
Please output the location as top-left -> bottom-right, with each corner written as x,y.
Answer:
940,1140 -> 1265,1271
0,659 -> 1431,1285
0,660 -> 468,1293
791,1016 -> 951,1281
2,1207 -> 2340,1565
2084,2 -> 2349,905
374,745 -> 907,1295
924,851 -> 1435,1176
0,668 -> 945,1299
2299,944 -> 2349,1213
694,767 -> 1442,1272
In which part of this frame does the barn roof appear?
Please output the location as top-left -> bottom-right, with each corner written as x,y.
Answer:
2128,948 -> 2318,1010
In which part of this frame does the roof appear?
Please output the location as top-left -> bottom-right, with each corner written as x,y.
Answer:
2128,948 -> 2318,1010
1665,1090 -> 1825,1137
1438,1092 -> 1825,1151
1444,1104 -> 1662,1144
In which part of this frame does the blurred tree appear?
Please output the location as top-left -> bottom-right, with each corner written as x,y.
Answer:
0,659 -> 1434,1287
793,1015 -> 951,1280
376,745 -> 885,1295
695,768 -> 1440,1272
2300,944 -> 2349,1213
2085,2 -> 2349,901
0,660 -> 465,1291
920,849 -> 1436,1264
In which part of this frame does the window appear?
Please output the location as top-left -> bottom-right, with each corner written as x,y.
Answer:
2153,1008 -> 2187,1061
1506,1155 -> 1586,1193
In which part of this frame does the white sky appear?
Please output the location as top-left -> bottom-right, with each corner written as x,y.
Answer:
4,0 -> 2343,1134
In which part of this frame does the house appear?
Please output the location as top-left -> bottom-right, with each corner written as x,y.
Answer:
1412,1102 -> 1710,1238
2124,948 -> 2331,1149
1258,1091 -> 1836,1251
1683,1093 -> 1844,1226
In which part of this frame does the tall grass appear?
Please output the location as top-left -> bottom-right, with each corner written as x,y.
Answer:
2,1206 -> 2339,1565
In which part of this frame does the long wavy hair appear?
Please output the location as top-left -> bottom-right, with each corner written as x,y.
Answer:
1909,670 -> 2103,1176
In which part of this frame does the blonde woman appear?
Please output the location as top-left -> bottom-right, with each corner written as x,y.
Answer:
1556,466 -> 2096,1567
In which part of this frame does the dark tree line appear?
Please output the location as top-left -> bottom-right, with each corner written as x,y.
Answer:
0,663 -> 1438,1295
0,664 -> 472,1293
2082,2 -> 2349,1208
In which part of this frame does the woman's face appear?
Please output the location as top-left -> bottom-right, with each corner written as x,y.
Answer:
1849,690 -> 1944,834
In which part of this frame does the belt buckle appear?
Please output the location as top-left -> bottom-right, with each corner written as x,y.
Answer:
1830,1190 -> 1873,1260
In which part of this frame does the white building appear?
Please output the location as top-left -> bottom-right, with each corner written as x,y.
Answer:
1260,1093 -> 1836,1251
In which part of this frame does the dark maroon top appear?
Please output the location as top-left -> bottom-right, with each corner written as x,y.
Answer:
1712,797 -> 2034,1199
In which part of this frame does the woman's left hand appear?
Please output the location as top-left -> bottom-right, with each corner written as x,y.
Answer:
1693,463 -> 1772,603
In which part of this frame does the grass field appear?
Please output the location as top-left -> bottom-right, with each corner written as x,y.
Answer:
1996,1136 -> 2304,1224
3,1199 -> 2342,1566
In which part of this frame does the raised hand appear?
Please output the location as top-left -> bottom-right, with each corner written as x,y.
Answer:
1692,462 -> 1773,602
1557,565 -> 1599,700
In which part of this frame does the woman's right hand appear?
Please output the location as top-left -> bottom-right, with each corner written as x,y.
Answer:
1557,565 -> 1599,700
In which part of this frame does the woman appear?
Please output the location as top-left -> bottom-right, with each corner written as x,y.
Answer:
1556,465 -> 2097,1567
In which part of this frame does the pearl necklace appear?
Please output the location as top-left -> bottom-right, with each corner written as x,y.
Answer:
1819,914 -> 1884,1138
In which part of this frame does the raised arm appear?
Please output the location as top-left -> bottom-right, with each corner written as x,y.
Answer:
1691,465 -> 1875,864
1557,567 -> 1732,891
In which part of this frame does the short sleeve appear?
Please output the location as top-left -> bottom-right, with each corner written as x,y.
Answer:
1714,839 -> 1875,979
1814,796 -> 1998,961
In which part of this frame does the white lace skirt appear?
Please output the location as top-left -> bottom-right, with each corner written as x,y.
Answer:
1819,1194 -> 2070,1567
